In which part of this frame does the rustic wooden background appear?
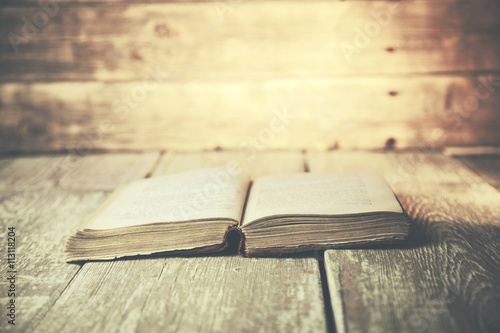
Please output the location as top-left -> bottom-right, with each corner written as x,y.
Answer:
1,0 -> 500,153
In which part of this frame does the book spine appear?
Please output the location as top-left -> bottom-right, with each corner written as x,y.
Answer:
220,225 -> 246,255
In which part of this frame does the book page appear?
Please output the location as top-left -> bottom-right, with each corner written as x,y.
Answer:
83,167 -> 250,230
242,172 -> 402,225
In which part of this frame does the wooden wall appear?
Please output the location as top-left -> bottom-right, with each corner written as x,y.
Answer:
1,0 -> 500,153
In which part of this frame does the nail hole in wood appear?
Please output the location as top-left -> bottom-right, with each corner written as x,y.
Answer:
385,138 -> 396,150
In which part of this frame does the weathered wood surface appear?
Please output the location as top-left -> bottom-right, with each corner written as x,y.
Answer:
1,2 -> 500,80
1,150 -> 500,332
35,151 -> 328,333
459,155 -> 500,191
2,74 -> 500,153
153,151 -> 305,178
0,152 -> 160,332
307,151 -> 500,333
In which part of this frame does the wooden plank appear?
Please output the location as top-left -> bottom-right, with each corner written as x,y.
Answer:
2,74 -> 500,153
0,155 -> 65,193
55,152 -> 160,191
307,151 -> 500,333
458,155 -> 500,191
35,151 -> 328,333
0,152 -> 160,332
153,151 -> 305,178
136,256 -> 326,333
1,2 -> 499,81
0,152 -> 159,192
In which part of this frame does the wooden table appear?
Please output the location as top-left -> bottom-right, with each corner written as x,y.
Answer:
1,151 -> 499,333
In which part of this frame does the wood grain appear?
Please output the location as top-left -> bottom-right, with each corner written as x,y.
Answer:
55,152 -> 159,191
0,152 -> 160,332
137,257 -> 326,333
307,152 -> 500,333
153,151 -> 305,178
0,2 -> 499,81
1,74 -> 499,153
458,155 -> 500,191
35,151 -> 329,333
0,155 -> 65,193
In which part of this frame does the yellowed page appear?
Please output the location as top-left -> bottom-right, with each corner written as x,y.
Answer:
242,172 -> 402,225
83,167 -> 250,230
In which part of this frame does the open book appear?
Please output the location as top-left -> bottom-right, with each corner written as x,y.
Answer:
64,167 -> 411,261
